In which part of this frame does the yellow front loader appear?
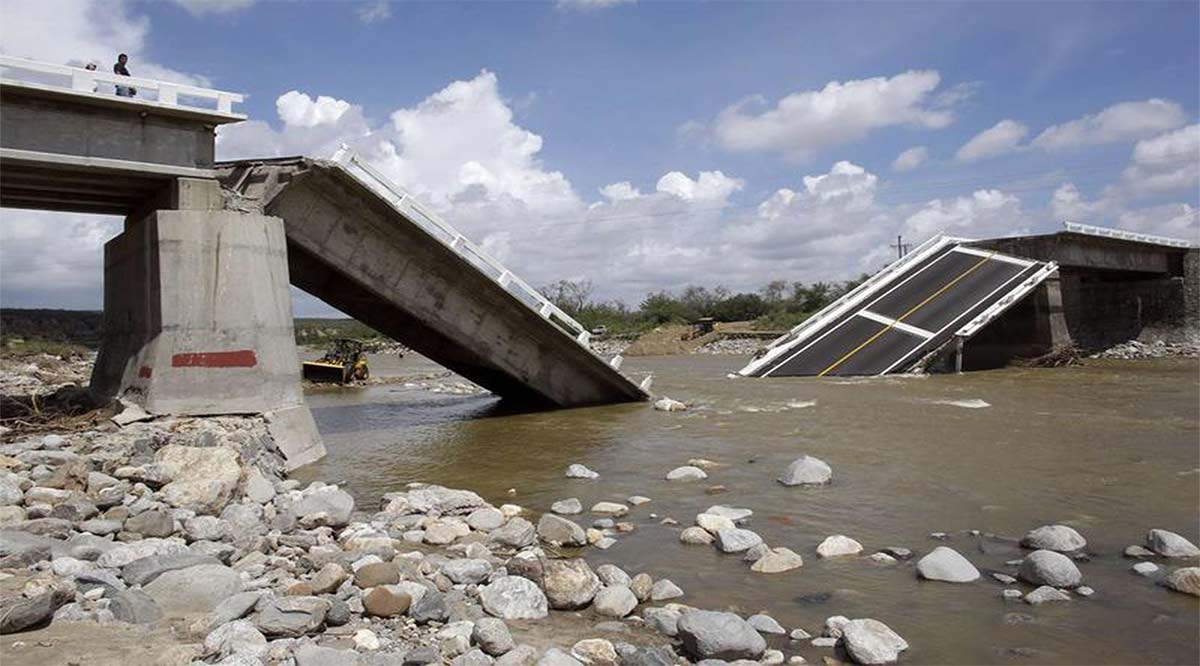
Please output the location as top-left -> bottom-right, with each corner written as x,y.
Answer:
302,338 -> 370,384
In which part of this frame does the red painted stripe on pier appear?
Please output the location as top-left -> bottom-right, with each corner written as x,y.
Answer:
138,365 -> 153,379
171,350 -> 257,368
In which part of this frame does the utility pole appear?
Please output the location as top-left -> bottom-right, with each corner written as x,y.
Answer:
891,235 -> 911,259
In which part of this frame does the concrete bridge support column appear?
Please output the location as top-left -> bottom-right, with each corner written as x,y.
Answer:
1038,276 -> 1072,348
91,194 -> 324,469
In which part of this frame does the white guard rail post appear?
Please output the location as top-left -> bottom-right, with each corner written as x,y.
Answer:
0,55 -> 245,117
327,145 -> 593,349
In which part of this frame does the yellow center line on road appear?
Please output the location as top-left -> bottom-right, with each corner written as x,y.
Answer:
816,253 -> 994,377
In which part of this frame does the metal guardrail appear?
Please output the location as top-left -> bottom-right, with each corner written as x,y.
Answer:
0,55 -> 244,116
1063,221 -> 1197,249
328,145 -> 593,348
739,233 -> 962,376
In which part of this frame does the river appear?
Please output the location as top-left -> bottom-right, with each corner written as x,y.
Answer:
296,352 -> 1200,665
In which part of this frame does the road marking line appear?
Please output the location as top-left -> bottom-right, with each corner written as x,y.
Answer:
856,310 -> 935,338
817,253 -> 994,377
953,245 -> 1033,266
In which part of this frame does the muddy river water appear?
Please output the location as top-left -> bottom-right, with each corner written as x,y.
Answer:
297,353 -> 1200,665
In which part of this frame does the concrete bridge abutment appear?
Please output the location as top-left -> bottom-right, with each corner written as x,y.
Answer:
91,186 -> 324,469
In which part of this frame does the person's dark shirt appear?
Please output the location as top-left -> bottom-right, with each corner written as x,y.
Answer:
114,62 -> 130,76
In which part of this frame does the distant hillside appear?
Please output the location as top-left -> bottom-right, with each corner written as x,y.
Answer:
1,309 -> 104,348
0,309 -> 386,351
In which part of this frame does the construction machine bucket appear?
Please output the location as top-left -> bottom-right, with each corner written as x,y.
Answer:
302,362 -> 347,383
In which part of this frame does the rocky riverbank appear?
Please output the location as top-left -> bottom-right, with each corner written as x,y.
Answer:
2,348 -> 1198,666
0,369 -> 917,666
1088,338 -> 1200,360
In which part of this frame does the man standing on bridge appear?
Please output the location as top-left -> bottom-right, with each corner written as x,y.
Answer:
113,53 -> 135,97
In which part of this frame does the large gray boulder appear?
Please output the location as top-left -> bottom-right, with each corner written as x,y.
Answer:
125,510 -> 175,538
109,588 -> 163,624
592,585 -> 638,618
777,456 -> 832,486
715,528 -> 763,554
751,547 -> 803,573
0,530 -> 56,568
565,464 -> 599,479
123,552 -> 222,586
916,547 -> 980,583
595,564 -> 631,588
97,538 -> 190,569
144,563 -> 243,615
665,466 -> 707,481
840,618 -> 908,665
409,589 -> 449,623
473,617 -> 516,656
289,484 -> 355,527
0,475 -> 23,506
551,498 -> 583,515
542,559 -> 600,610
442,558 -> 493,585
479,576 -> 549,619
676,610 -> 766,661
253,595 -> 331,637
644,607 -> 681,636
1146,529 -> 1200,557
0,587 -> 73,634
490,518 -> 536,548
537,514 -> 587,547
204,619 -> 267,659
1018,550 -> 1082,588
1164,567 -> 1200,597
1021,525 -> 1086,552
294,644 -> 360,666
155,445 -> 242,515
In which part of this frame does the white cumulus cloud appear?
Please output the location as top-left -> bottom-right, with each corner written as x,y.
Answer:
356,1 -> 391,23
1119,124 -> 1200,196
1031,99 -> 1186,151
956,119 -> 1029,162
276,91 -> 353,128
707,70 -> 958,160
655,171 -> 743,203
892,146 -> 929,172
902,189 -> 1030,241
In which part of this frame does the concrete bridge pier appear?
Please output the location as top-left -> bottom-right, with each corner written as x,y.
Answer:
90,179 -> 324,469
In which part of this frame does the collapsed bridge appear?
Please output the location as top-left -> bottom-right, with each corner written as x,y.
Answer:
0,56 -> 646,469
742,224 -> 1199,378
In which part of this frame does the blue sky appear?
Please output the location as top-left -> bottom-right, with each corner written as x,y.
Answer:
1,0 -> 1198,313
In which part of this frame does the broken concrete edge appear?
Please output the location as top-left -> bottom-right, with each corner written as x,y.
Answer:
107,397 -> 326,473
263,404 -> 326,471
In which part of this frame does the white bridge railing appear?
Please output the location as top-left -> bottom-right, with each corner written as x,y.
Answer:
0,55 -> 244,116
328,145 -> 593,349
1063,221 -> 1197,249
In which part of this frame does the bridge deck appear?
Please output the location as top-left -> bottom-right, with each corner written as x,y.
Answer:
740,237 -> 1058,377
218,152 -> 647,407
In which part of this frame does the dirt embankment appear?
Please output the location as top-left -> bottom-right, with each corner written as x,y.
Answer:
622,322 -> 780,357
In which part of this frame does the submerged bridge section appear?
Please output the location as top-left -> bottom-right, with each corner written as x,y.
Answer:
218,151 -> 647,407
740,236 -> 1057,377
